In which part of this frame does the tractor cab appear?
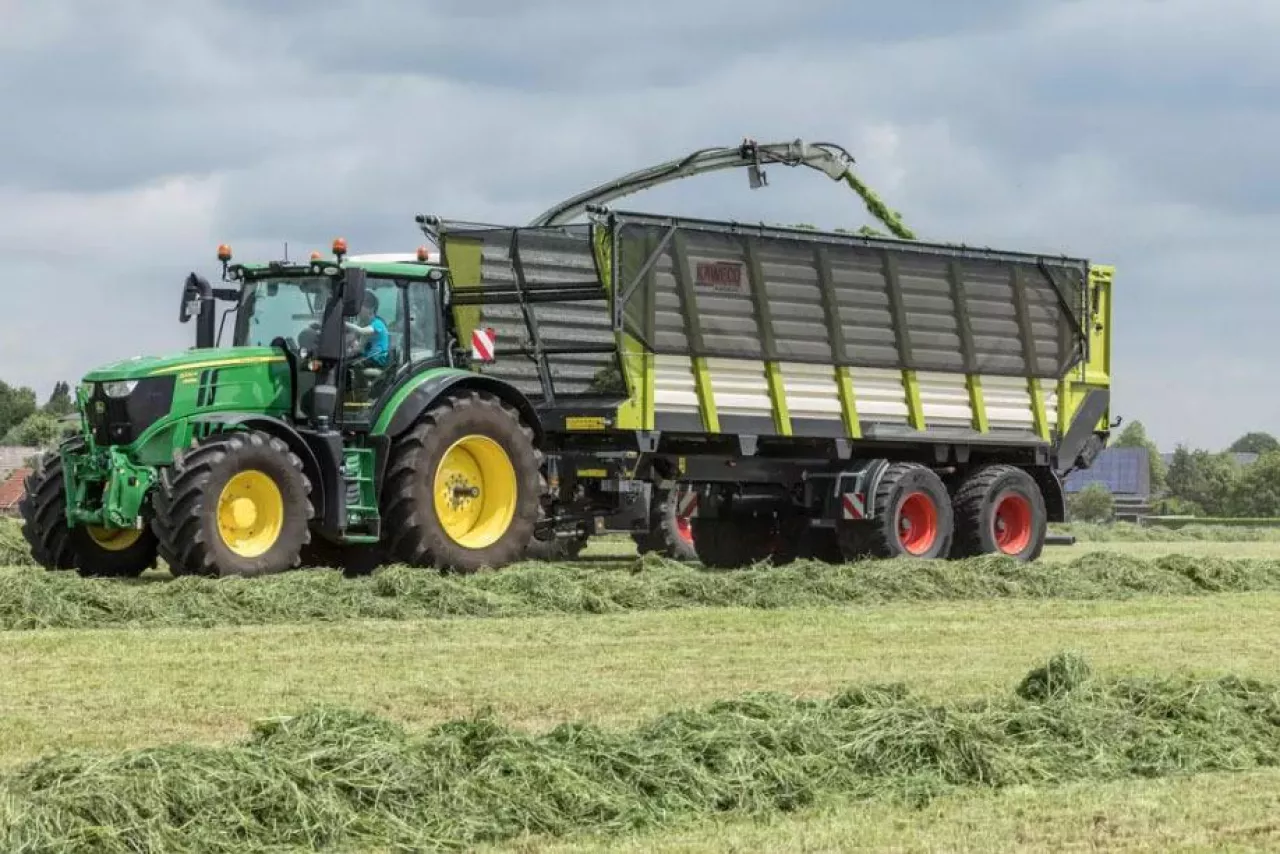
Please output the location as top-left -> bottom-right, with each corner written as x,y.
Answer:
180,240 -> 450,429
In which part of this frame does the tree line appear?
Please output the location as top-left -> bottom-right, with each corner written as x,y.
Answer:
1070,422 -> 1280,521
0,380 -> 75,448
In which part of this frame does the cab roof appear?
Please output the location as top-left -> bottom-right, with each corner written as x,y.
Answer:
230,256 -> 444,280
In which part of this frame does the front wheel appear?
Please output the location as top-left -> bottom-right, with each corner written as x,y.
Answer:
152,430 -> 314,577
382,390 -> 542,572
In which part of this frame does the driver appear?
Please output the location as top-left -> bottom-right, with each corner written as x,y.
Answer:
347,291 -> 390,370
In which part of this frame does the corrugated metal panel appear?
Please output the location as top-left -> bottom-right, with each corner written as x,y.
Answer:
613,213 -> 1087,381
705,357 -> 770,418
917,371 -> 973,429
778,361 -> 842,420
849,367 -> 910,423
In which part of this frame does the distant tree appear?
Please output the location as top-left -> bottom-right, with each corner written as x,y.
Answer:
2,412 -> 67,448
1227,451 -> 1280,517
42,381 -> 74,417
0,381 -> 37,438
1112,420 -> 1167,495
1228,432 -> 1279,456
1068,483 -> 1114,523
1165,446 -> 1240,516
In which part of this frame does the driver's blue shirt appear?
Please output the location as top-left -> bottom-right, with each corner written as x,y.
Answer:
364,316 -> 389,366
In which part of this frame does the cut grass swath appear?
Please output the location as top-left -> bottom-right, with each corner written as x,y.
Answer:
2,653 -> 1280,852
5,550 -> 1280,631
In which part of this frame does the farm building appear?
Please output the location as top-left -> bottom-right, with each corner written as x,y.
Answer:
0,447 -> 39,516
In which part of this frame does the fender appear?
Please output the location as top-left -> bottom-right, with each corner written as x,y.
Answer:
188,412 -> 328,525
371,369 -> 543,442
1031,465 -> 1067,524
369,368 -> 544,491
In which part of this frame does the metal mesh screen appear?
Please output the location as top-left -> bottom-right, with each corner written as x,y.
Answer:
438,222 -> 623,402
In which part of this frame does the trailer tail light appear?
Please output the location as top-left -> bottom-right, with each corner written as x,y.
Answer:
470,328 -> 496,362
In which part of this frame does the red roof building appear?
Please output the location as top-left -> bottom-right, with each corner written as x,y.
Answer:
0,468 -> 31,514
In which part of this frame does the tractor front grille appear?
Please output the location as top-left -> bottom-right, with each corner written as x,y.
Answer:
84,376 -> 176,446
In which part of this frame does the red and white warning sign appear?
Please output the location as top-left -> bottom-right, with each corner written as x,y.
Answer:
841,492 -> 866,520
676,488 -> 699,520
471,327 -> 496,362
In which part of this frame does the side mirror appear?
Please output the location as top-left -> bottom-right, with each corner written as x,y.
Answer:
179,273 -> 211,323
342,267 -> 367,317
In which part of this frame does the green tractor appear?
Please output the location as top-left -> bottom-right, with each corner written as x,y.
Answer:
19,240 -> 545,577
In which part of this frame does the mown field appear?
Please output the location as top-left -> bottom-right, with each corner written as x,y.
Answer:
3,520 -> 1280,851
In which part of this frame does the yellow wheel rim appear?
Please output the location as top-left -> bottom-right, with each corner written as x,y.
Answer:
216,470 -> 285,558
433,435 -> 517,549
86,526 -> 142,552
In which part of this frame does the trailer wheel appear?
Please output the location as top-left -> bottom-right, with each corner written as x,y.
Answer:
383,390 -> 542,573
843,462 -> 953,560
153,430 -> 314,577
632,484 -> 698,561
951,465 -> 1046,561
690,515 -> 786,569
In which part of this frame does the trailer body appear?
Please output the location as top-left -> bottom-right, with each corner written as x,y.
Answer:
431,209 -> 1112,561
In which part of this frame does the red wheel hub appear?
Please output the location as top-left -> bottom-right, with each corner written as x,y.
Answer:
896,492 -> 939,555
993,492 -> 1033,555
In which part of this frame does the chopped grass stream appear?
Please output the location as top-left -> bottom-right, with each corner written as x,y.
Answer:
2,653 -> 1279,852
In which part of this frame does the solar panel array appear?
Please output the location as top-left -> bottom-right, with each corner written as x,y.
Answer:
1063,447 -> 1151,496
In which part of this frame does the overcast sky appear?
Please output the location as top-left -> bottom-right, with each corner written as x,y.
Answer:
3,0 -> 1276,451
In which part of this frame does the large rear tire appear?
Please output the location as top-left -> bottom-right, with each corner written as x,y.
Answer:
839,463 -> 953,560
152,430 -> 314,577
951,465 -> 1047,561
18,444 -> 156,578
383,390 -> 542,573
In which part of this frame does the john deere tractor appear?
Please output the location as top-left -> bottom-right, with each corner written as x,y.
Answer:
19,241 -> 545,577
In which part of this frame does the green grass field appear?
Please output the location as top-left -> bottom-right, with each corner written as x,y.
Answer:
3,533 -> 1280,851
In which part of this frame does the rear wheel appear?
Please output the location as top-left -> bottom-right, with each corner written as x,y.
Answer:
153,430 -> 314,577
951,465 -> 1047,561
839,463 -> 953,560
383,391 -> 542,573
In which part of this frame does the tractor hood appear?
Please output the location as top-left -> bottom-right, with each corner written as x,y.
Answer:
82,346 -> 285,382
